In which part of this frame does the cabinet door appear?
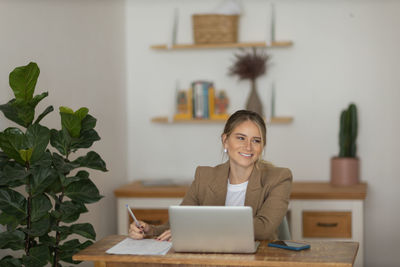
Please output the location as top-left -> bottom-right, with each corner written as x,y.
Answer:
302,211 -> 352,238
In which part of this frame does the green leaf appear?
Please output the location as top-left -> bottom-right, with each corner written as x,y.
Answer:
52,152 -> 79,175
13,101 -> 35,128
81,114 -> 97,132
31,150 -> 52,169
31,194 -> 52,222
59,239 -> 92,264
70,223 -> 96,240
70,129 -> 100,151
59,106 -> 74,114
30,92 -> 48,109
0,255 -> 22,267
0,230 -> 25,250
0,212 -> 20,230
63,170 -> 89,187
75,107 -> 89,121
60,112 -> 81,138
0,127 -> 27,164
30,164 -> 57,196
25,124 -> 50,164
19,148 -> 32,162
45,176 -> 62,195
38,234 -> 56,247
22,245 -> 49,267
59,106 -> 89,138
75,114 -> 98,150
56,225 -> 71,241
59,201 -> 88,223
9,62 -> 39,103
57,223 -> 95,241
50,209 -> 62,220
50,129 -> 71,156
0,161 -> 29,187
73,151 -> 107,171
65,179 -> 102,203
0,92 -> 49,128
29,213 -> 51,237
0,151 -> 9,169
0,188 -> 26,219
34,105 -> 54,125
0,100 -> 29,128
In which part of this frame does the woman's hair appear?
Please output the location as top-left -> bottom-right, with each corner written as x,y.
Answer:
222,110 -> 267,148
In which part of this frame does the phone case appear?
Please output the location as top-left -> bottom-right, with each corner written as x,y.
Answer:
268,241 -> 310,251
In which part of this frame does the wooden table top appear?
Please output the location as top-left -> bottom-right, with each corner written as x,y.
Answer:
73,235 -> 359,267
114,181 -> 367,200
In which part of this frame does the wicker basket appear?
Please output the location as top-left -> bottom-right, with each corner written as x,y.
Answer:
192,14 -> 239,44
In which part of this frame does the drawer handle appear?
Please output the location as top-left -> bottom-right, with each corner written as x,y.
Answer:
317,222 -> 338,227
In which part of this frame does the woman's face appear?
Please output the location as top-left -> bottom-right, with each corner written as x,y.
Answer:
222,120 -> 263,170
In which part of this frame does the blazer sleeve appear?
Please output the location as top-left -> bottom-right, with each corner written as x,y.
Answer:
149,167 -> 202,236
180,167 -> 201,206
253,168 -> 292,240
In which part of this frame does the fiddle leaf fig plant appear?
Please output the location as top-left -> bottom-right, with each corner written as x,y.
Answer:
0,62 -> 107,266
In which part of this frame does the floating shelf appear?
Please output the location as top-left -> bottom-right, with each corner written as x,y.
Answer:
151,116 -> 293,124
150,41 -> 293,50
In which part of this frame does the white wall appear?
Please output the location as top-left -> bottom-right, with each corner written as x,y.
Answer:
1,0 -> 399,266
126,1 -> 400,266
0,0 -> 126,266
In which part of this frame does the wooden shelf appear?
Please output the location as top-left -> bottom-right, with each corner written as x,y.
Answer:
269,116 -> 294,124
151,116 -> 293,124
150,41 -> 293,50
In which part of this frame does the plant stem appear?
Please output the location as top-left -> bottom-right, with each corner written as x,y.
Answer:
53,192 -> 64,267
25,162 -> 32,255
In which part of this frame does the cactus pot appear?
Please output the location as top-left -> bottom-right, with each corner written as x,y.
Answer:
330,157 -> 359,186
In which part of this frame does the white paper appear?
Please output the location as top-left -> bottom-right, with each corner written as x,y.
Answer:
106,238 -> 172,255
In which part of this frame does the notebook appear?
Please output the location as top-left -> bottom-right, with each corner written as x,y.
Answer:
169,205 -> 260,253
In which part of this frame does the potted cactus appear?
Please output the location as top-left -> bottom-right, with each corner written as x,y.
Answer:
330,103 -> 359,186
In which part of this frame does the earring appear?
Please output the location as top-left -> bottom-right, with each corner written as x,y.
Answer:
224,148 -> 227,153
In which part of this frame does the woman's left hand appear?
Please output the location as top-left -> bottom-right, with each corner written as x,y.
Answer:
156,229 -> 172,241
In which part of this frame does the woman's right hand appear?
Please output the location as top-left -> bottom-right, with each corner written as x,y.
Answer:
128,220 -> 150,239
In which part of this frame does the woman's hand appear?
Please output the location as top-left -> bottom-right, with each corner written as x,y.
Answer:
128,220 -> 150,239
156,229 -> 172,241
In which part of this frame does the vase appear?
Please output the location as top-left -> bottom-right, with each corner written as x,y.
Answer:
330,157 -> 360,186
246,80 -> 263,116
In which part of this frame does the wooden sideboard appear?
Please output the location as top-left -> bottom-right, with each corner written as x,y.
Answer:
114,181 -> 367,267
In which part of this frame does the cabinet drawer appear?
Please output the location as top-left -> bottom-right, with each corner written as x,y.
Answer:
128,209 -> 169,226
303,211 -> 351,238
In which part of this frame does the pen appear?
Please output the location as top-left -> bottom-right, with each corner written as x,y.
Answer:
126,204 -> 142,229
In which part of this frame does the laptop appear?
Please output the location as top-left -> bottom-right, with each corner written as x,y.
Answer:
168,205 -> 260,253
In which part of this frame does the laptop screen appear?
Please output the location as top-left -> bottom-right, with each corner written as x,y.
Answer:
169,205 -> 258,253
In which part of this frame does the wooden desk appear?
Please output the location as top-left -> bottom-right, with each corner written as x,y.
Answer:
73,235 -> 359,267
114,181 -> 367,267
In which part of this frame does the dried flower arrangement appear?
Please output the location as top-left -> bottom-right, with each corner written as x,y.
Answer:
229,48 -> 269,116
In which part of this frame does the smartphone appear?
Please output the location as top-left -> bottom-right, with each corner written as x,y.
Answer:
268,241 -> 310,251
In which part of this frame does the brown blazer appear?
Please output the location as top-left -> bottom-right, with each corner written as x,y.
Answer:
151,161 -> 292,240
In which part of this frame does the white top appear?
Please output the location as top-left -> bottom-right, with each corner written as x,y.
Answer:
225,179 -> 248,206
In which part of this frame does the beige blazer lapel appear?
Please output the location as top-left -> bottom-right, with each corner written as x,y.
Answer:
206,161 -> 229,205
245,166 -> 263,217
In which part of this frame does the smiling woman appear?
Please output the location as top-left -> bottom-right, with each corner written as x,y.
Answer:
129,110 -> 293,242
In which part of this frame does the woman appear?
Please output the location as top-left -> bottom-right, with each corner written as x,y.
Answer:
129,110 -> 292,241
